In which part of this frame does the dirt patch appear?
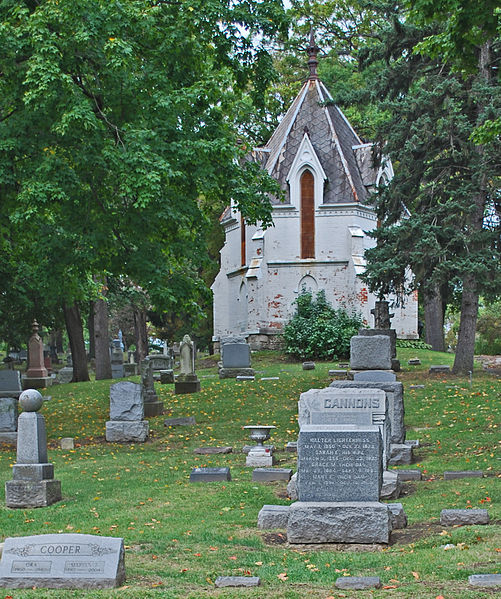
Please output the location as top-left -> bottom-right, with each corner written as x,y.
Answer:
390,521 -> 444,545
262,532 -> 287,545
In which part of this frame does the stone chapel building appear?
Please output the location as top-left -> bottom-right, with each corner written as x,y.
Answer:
212,40 -> 418,349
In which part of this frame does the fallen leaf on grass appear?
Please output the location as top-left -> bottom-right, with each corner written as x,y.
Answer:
277,572 -> 288,581
383,585 -> 397,589
411,571 -> 420,580
228,556 -> 237,560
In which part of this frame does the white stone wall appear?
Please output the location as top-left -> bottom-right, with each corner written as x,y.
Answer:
212,204 -> 419,343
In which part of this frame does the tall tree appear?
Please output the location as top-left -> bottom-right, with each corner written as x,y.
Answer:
355,2 -> 501,373
93,276 -> 112,380
0,0 -> 286,374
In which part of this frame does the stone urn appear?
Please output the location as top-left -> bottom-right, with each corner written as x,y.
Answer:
244,425 -> 276,448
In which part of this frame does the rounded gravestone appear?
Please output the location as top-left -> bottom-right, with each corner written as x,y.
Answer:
19,389 -> 44,412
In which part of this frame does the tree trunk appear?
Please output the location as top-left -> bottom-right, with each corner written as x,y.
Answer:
87,302 -> 95,360
453,41 -> 490,375
63,302 -> 90,382
55,329 -> 64,354
133,308 -> 148,363
453,275 -> 479,374
423,285 -> 445,351
94,293 -> 112,380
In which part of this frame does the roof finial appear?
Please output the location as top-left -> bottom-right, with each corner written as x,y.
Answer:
306,27 -> 319,80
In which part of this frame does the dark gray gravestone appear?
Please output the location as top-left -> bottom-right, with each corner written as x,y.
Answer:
429,365 -> 451,374
0,534 -> 125,589
0,371 -> 22,398
353,370 -> 396,382
302,361 -> 315,370
285,441 -> 298,452
252,468 -> 292,482
396,469 -> 422,481
221,343 -> 251,368
350,336 -> 391,370
359,327 -> 397,358
189,467 -> 231,482
297,425 -> 382,502
444,470 -> 483,480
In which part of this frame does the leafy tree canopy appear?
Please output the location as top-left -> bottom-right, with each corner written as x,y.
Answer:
0,0 -> 287,344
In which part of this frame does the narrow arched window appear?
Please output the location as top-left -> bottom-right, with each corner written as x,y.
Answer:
300,169 -> 315,258
240,215 -> 246,266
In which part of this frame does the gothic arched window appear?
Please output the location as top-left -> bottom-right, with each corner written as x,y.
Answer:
300,169 -> 315,258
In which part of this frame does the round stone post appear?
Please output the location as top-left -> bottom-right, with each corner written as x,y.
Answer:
5,389 -> 61,508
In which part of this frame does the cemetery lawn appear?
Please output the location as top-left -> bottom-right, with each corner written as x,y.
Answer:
0,348 -> 499,599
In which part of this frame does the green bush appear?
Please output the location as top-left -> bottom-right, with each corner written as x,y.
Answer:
396,339 -> 432,350
283,290 -> 364,360
475,300 -> 501,355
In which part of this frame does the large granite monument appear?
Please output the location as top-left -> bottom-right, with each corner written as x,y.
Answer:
286,424 -> 391,544
5,389 -> 61,508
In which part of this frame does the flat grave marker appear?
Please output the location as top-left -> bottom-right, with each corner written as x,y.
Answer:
189,467 -> 231,482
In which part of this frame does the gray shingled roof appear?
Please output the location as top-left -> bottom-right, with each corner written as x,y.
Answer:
255,79 -> 378,205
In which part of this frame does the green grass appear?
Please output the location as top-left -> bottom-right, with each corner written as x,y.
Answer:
0,349 -> 499,598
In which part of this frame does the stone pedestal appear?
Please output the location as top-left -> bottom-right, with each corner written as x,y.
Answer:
219,367 -> 255,379
159,369 -> 174,383
123,363 -> 138,376
22,375 -> 52,390
174,374 -> 201,394
5,390 -> 61,509
5,479 -> 62,509
246,448 -> 274,466
143,400 -> 164,417
105,421 -> 149,443
287,502 -> 391,544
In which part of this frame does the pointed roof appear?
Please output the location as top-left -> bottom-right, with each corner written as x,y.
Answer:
253,46 -> 378,205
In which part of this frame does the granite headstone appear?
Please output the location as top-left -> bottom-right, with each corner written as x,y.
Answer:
0,533 -> 125,589
297,425 -> 383,502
